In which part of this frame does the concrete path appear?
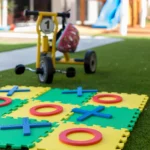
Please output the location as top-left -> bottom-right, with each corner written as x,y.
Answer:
0,36 -> 123,71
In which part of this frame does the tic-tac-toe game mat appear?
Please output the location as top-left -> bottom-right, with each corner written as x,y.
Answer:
0,85 -> 148,150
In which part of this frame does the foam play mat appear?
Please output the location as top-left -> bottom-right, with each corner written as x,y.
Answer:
0,85 -> 148,150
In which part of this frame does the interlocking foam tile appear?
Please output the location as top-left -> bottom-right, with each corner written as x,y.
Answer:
0,117 -> 58,149
85,92 -> 149,111
34,88 -> 95,105
30,122 -> 130,150
0,86 -> 148,150
5,100 -> 79,123
0,86 -> 50,100
63,105 -> 140,131
0,98 -> 27,117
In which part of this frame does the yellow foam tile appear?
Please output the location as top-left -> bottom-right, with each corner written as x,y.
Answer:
30,122 -> 130,150
0,86 -> 50,100
85,92 -> 149,111
5,100 -> 78,122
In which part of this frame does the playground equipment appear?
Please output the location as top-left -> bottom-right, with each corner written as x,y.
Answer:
92,0 -> 144,29
79,0 -> 147,35
92,0 -> 121,28
15,10 -> 97,84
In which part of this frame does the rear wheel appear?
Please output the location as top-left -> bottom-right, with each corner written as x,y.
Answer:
38,56 -> 55,83
84,50 -> 97,74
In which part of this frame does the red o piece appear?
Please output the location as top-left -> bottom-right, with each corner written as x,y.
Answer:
30,104 -> 63,116
0,97 -> 12,107
59,128 -> 102,146
93,94 -> 122,104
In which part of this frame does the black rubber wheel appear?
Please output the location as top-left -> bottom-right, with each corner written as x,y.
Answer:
66,67 -> 76,78
84,50 -> 97,74
15,64 -> 25,75
38,57 -> 55,84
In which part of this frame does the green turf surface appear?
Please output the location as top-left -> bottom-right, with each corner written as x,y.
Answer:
0,43 -> 36,52
98,34 -> 150,39
0,38 -> 150,150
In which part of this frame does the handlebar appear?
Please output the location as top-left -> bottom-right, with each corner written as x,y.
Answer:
58,12 -> 70,18
24,10 -> 70,18
24,10 -> 39,16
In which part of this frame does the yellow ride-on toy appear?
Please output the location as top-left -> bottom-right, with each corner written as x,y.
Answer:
15,10 -> 97,84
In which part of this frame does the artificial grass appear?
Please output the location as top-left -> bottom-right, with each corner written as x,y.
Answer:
0,43 -> 36,52
0,38 -> 150,150
98,33 -> 150,39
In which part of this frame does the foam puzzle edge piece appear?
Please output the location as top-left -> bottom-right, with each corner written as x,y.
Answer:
139,95 -> 149,111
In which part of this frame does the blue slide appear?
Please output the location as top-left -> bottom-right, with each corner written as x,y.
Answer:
92,0 -> 121,29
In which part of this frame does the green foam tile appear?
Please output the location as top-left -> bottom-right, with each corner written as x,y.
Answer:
0,98 -> 28,117
34,88 -> 96,105
0,117 -> 58,149
64,105 -> 141,131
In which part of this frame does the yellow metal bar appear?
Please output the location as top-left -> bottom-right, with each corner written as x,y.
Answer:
35,11 -> 59,68
51,15 -> 59,67
56,58 -> 84,65
39,12 -> 57,17
36,15 -> 43,68
64,52 -> 70,61
42,36 -> 49,53
56,61 -> 84,65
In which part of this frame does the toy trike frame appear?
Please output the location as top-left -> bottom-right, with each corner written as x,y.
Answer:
15,10 -> 97,84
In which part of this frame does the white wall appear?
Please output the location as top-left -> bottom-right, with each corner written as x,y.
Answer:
66,0 -> 77,24
87,0 -> 99,24
140,0 -> 147,28
52,0 -> 63,12
52,0 -> 77,24
0,0 -> 2,26
2,0 -> 8,27
148,0 -> 150,16
51,0 -> 64,24
120,0 -> 129,36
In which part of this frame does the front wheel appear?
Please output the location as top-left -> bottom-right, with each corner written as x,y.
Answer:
38,56 -> 55,84
84,50 -> 97,74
